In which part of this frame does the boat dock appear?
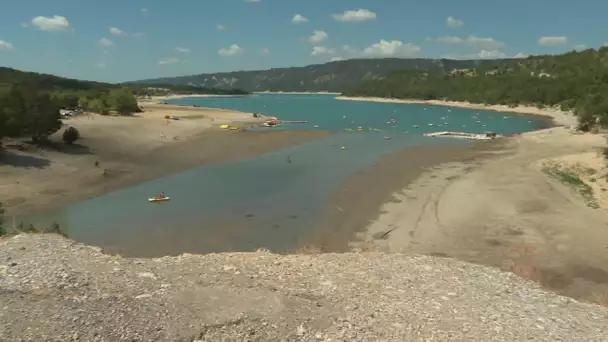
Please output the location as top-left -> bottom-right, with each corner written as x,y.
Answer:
424,131 -> 502,140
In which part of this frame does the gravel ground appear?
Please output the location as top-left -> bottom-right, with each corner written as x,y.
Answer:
1,234 -> 608,341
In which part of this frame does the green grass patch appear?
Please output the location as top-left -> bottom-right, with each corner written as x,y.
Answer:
542,164 -> 599,208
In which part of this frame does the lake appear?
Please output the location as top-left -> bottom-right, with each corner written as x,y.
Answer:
18,94 -> 551,256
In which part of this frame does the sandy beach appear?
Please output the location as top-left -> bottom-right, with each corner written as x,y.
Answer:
141,94 -> 251,102
255,91 -> 341,95
336,96 -> 579,127
0,103 -> 330,215
327,125 -> 608,303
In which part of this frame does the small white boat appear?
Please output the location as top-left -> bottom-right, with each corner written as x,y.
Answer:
149,197 -> 170,202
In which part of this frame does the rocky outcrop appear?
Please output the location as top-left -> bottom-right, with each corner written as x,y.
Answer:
1,234 -> 607,341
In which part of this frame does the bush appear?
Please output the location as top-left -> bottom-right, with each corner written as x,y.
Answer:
62,126 -> 81,144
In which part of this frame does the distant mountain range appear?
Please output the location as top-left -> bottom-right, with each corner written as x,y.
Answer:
129,58 -> 507,93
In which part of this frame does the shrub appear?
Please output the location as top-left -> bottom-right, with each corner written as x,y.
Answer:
62,126 -> 81,144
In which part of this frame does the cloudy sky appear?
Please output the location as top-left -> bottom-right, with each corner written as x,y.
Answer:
0,0 -> 601,82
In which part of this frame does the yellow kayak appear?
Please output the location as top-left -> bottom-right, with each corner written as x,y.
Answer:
219,124 -> 229,129
228,126 -> 240,130
148,197 -> 170,202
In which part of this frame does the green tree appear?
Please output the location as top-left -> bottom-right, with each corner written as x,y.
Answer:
1,84 -> 27,137
51,91 -> 80,109
342,47 -> 608,128
22,89 -> 63,142
107,88 -> 138,114
62,126 -> 80,144
87,98 -> 109,114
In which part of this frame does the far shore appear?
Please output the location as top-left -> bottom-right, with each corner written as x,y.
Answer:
336,96 -> 578,127
254,91 -> 341,95
141,94 -> 251,102
0,103 -> 330,216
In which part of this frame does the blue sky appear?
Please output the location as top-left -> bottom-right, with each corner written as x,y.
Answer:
0,0 -> 604,83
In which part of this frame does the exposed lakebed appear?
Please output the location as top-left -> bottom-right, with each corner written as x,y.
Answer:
17,94 -> 550,256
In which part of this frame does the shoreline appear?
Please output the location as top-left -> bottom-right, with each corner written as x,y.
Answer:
336,96 -> 578,127
335,125 -> 608,303
140,94 -> 251,102
254,91 -> 341,95
0,103 -> 331,216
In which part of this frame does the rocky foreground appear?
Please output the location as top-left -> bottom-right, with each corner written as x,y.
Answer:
1,235 -> 607,341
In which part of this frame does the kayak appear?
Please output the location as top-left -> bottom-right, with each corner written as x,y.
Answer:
148,197 -> 170,202
219,124 -> 229,129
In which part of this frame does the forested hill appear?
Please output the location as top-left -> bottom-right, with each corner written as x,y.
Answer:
0,67 -> 113,93
342,48 -> 608,128
0,67 -> 248,96
130,58 -> 505,92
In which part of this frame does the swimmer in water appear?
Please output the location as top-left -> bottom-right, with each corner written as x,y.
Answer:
287,156 -> 292,164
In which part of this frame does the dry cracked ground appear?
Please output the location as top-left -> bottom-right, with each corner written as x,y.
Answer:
1,234 -> 608,341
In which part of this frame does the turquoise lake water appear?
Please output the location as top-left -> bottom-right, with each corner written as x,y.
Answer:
20,94 -> 551,256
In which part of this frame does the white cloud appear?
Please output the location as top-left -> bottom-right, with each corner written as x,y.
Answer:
0,40 -> 14,51
331,57 -> 344,62
573,44 -> 587,51
260,48 -> 270,55
218,44 -> 243,56
244,0 -> 261,2
131,32 -> 145,37
465,36 -> 505,50
109,27 -> 125,36
476,50 -> 506,59
429,35 -> 504,50
362,40 -> 421,57
98,37 -> 114,47
311,46 -> 336,56
538,36 -> 567,46
158,57 -> 179,65
175,47 -> 191,53
333,9 -> 376,22
308,30 -> 328,43
217,24 -> 226,31
292,14 -> 309,24
94,62 -> 106,68
446,16 -> 464,28
20,22 -> 29,28
31,15 -> 71,32
443,51 -> 527,60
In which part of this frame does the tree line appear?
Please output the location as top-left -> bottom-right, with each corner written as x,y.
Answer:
343,47 -> 608,129
128,83 -> 250,97
51,87 -> 139,115
0,84 -> 140,146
